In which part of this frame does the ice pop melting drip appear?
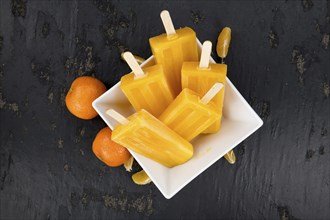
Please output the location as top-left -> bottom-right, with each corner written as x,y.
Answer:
199,41 -> 212,69
123,52 -> 145,79
200,82 -> 224,104
106,109 -> 129,125
160,10 -> 176,36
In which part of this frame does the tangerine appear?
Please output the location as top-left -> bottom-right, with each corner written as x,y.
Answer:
66,76 -> 106,120
132,170 -> 152,185
92,127 -> 131,167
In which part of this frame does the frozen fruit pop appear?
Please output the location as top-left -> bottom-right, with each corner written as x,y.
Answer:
107,109 -> 194,168
120,52 -> 175,117
159,83 -> 223,141
149,10 -> 199,95
181,41 -> 227,133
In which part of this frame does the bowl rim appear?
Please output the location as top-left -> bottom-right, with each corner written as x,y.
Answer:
92,39 -> 263,199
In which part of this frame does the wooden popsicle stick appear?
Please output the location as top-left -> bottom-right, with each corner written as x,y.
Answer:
201,82 -> 224,104
106,109 -> 129,125
121,52 -> 145,65
123,52 -> 145,78
160,10 -> 176,36
199,41 -> 212,69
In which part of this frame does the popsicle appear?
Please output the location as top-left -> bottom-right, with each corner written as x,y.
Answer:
107,109 -> 194,168
159,83 -> 223,141
120,52 -> 175,117
149,10 -> 199,95
181,41 -> 227,133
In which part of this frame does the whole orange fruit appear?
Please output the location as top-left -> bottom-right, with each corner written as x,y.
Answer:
92,127 -> 131,167
66,76 -> 106,120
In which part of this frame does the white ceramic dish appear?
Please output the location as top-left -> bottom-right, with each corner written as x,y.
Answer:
92,40 -> 263,199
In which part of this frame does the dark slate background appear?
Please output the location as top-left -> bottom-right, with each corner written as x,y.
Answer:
0,0 -> 329,219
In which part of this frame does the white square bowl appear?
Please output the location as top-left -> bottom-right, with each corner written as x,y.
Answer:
92,40 -> 263,199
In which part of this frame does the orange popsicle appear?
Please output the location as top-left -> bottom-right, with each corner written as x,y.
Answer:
120,52 -> 175,117
181,41 -> 227,133
159,83 -> 223,141
107,109 -> 194,168
149,10 -> 199,95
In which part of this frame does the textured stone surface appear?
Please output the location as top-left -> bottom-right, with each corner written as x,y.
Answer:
0,0 -> 329,219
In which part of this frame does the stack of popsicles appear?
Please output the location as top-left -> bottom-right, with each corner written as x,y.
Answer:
107,10 -> 233,168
